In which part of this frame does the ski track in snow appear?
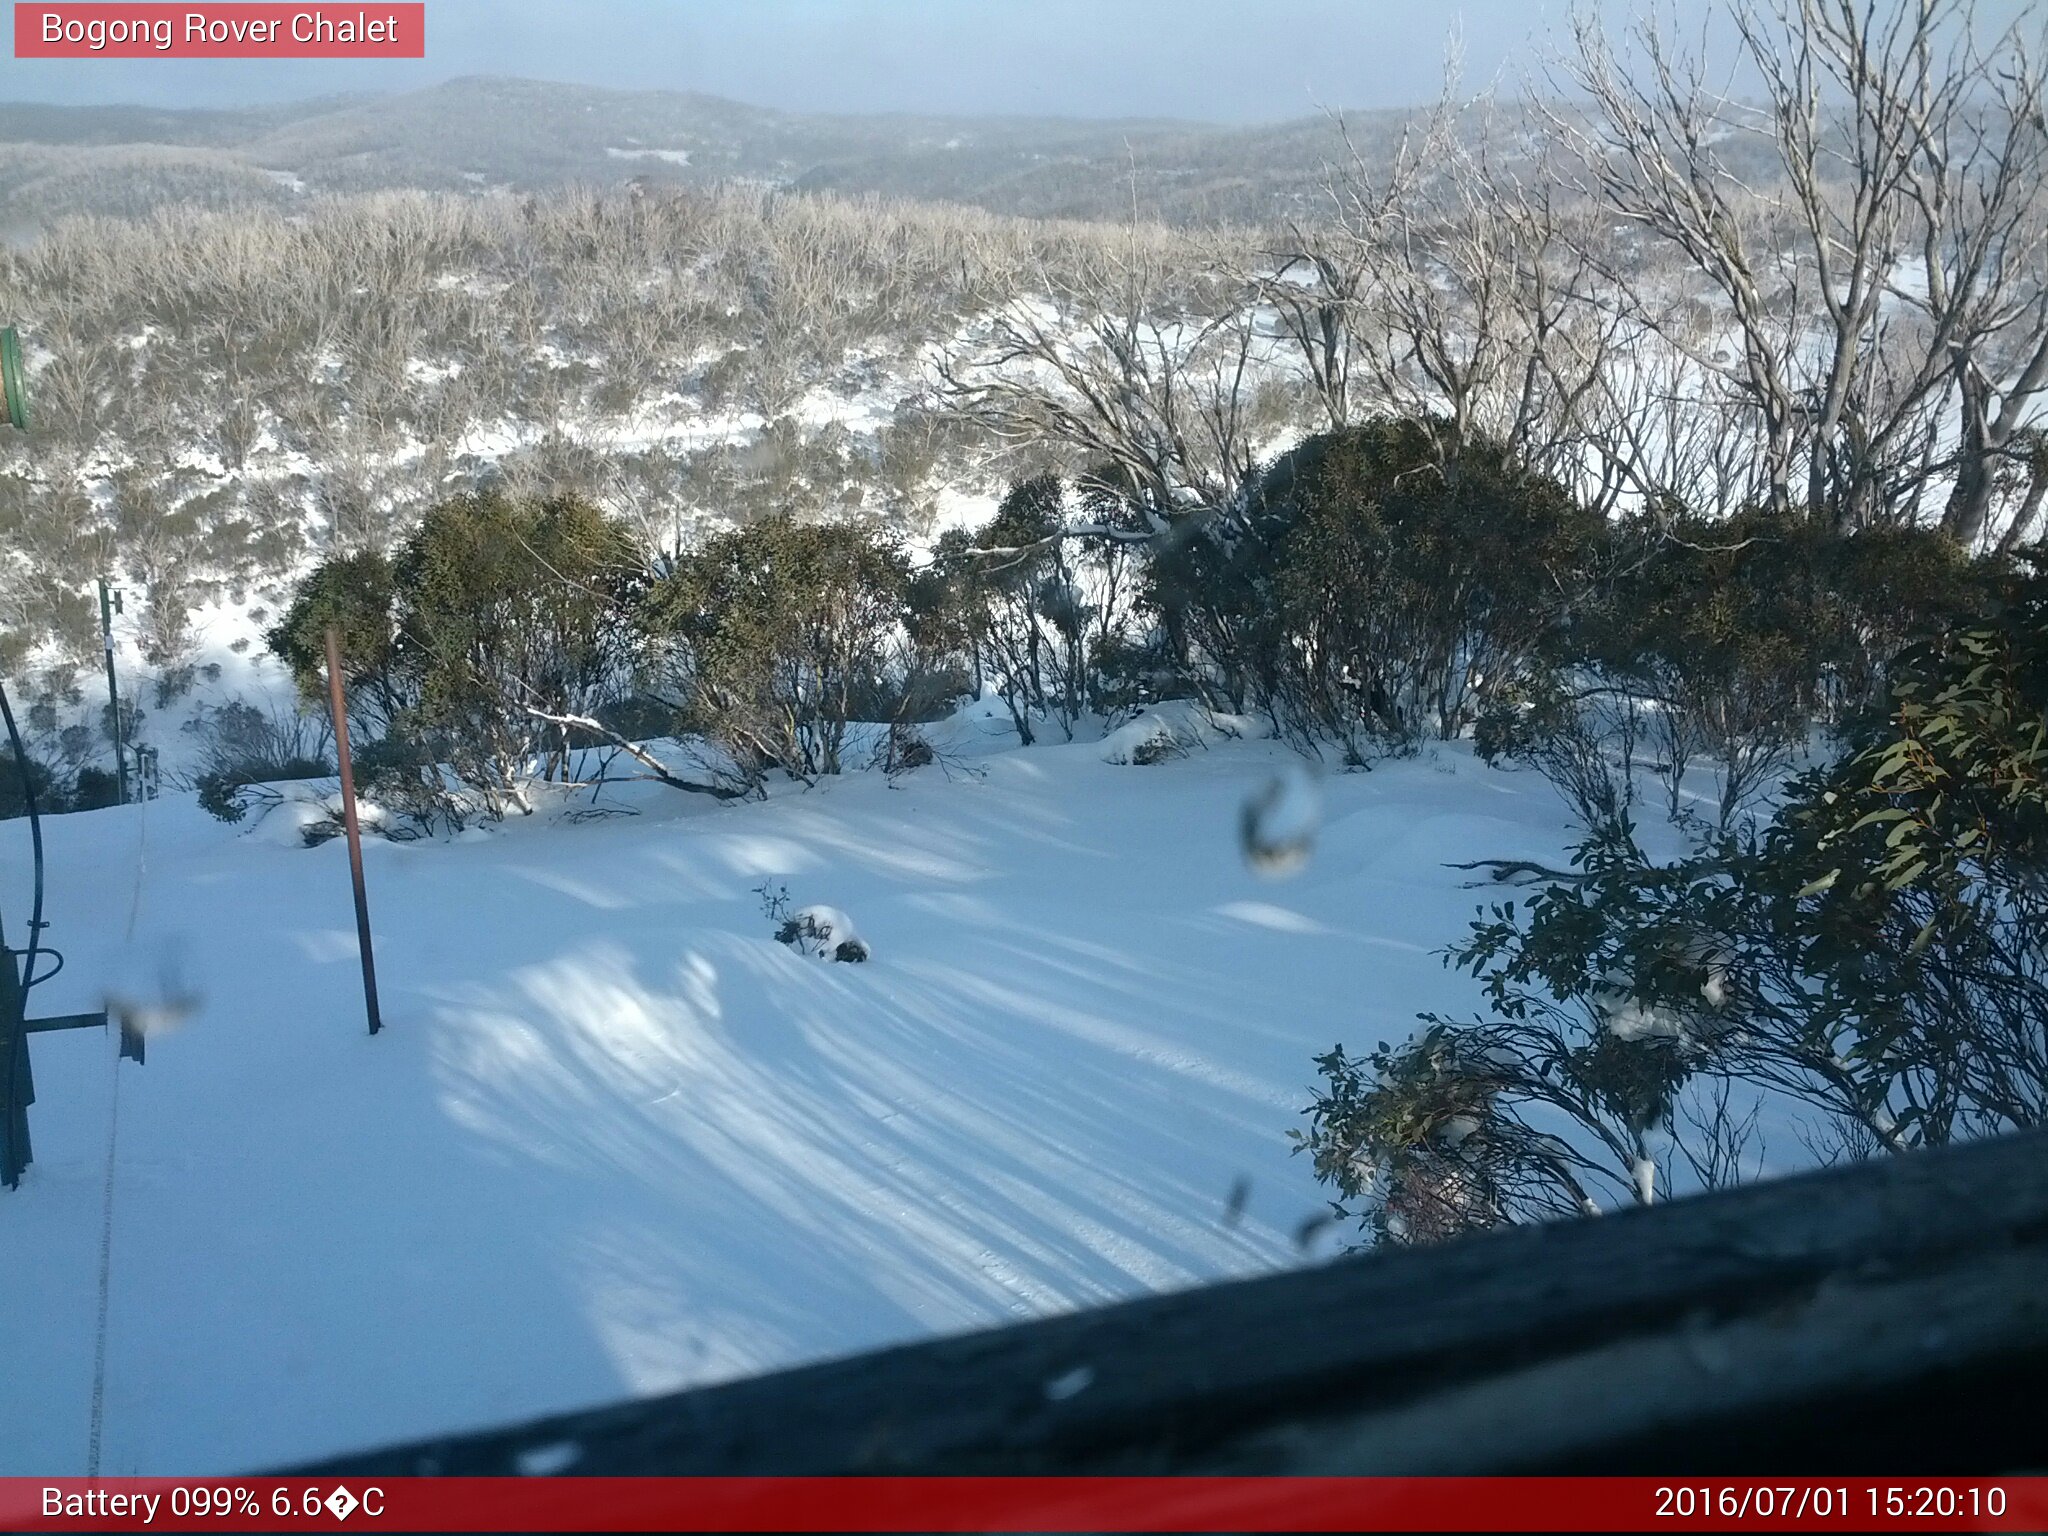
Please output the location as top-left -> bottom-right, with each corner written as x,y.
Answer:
0,725 -> 1804,1473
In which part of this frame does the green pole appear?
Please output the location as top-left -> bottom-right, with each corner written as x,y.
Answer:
98,578 -> 127,806
0,328 -> 25,432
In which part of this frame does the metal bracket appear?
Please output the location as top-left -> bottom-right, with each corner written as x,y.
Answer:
2,946 -> 137,1192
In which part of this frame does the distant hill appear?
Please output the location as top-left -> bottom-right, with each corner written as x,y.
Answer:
0,75 -> 1410,231
0,96 -> 348,148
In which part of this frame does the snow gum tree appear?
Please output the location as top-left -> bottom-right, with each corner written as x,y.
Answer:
270,491 -> 641,819
1153,418 -> 1601,757
267,551 -> 410,739
920,475 -> 1093,745
647,517 -> 908,787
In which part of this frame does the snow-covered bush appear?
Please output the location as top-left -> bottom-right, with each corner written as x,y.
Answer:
756,880 -> 870,962
1100,712 -> 1185,766
189,700 -> 333,825
1101,701 -> 1266,766
775,905 -> 870,963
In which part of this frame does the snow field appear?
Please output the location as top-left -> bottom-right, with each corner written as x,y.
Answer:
1,722 -> 1587,1473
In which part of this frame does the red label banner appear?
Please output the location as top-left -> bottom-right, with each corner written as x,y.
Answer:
0,1477 -> 2043,1532
14,4 -> 423,58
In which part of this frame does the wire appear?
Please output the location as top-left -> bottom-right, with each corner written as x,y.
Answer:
88,682 -> 157,1472
85,1031 -> 122,1476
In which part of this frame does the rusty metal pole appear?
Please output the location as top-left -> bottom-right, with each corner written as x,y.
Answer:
323,625 -> 382,1036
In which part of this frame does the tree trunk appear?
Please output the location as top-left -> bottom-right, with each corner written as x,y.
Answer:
1942,372 -> 1996,548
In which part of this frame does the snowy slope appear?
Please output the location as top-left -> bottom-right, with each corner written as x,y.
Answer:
3,727 -> 1588,1474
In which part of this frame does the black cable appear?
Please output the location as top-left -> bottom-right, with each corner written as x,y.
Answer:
0,673 -> 48,1000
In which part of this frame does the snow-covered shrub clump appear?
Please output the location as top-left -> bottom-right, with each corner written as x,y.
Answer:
776,904 -> 870,963
1100,701 -> 1268,766
232,784 -> 343,847
1101,713 -> 1185,766
230,781 -> 423,849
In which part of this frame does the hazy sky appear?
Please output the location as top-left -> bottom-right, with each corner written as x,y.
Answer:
9,1 -> 2038,121
3,0 -> 1599,119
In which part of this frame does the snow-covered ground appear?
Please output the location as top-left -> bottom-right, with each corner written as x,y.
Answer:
0,709 -> 1614,1475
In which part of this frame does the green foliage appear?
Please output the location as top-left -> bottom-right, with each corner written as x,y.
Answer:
0,746 -> 132,819
1301,564 -> 2048,1244
1297,819 -> 1744,1245
0,746 -> 61,821
1747,574 -> 2048,1140
1591,511 -> 1992,723
69,765 -> 121,812
347,734 -> 471,838
270,490 -> 642,817
1155,418 -> 1601,755
266,550 -> 405,731
647,516 -> 907,784
397,490 -> 640,804
1490,510 -> 2009,830
1816,523 -> 1994,713
1796,584 -> 2048,912
192,757 -> 332,826
1296,1026 -> 1631,1246
187,700 -> 334,824
194,770 -> 251,824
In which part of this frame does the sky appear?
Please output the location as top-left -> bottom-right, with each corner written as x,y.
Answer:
0,0 -> 1597,119
7,1 -> 2039,123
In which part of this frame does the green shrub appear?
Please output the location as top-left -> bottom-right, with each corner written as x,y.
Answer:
270,491 -> 642,817
266,550 -> 409,736
1300,562 -> 2048,1244
1154,418 -> 1601,756
0,746 -> 62,820
647,516 -> 906,784
69,765 -> 122,811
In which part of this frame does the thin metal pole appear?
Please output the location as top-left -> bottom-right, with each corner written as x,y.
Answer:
2,946 -> 31,1189
98,579 -> 126,806
323,626 -> 382,1036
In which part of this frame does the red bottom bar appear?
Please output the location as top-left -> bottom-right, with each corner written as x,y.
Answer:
2,1476 -> 2043,1532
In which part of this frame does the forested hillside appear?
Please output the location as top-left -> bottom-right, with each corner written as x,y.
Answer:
0,75 -> 1427,229
3,0 -> 2046,1478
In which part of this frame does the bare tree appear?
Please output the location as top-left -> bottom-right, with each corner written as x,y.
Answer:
1324,90 -> 1625,480
936,220 -> 1266,533
1553,0 -> 2048,538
